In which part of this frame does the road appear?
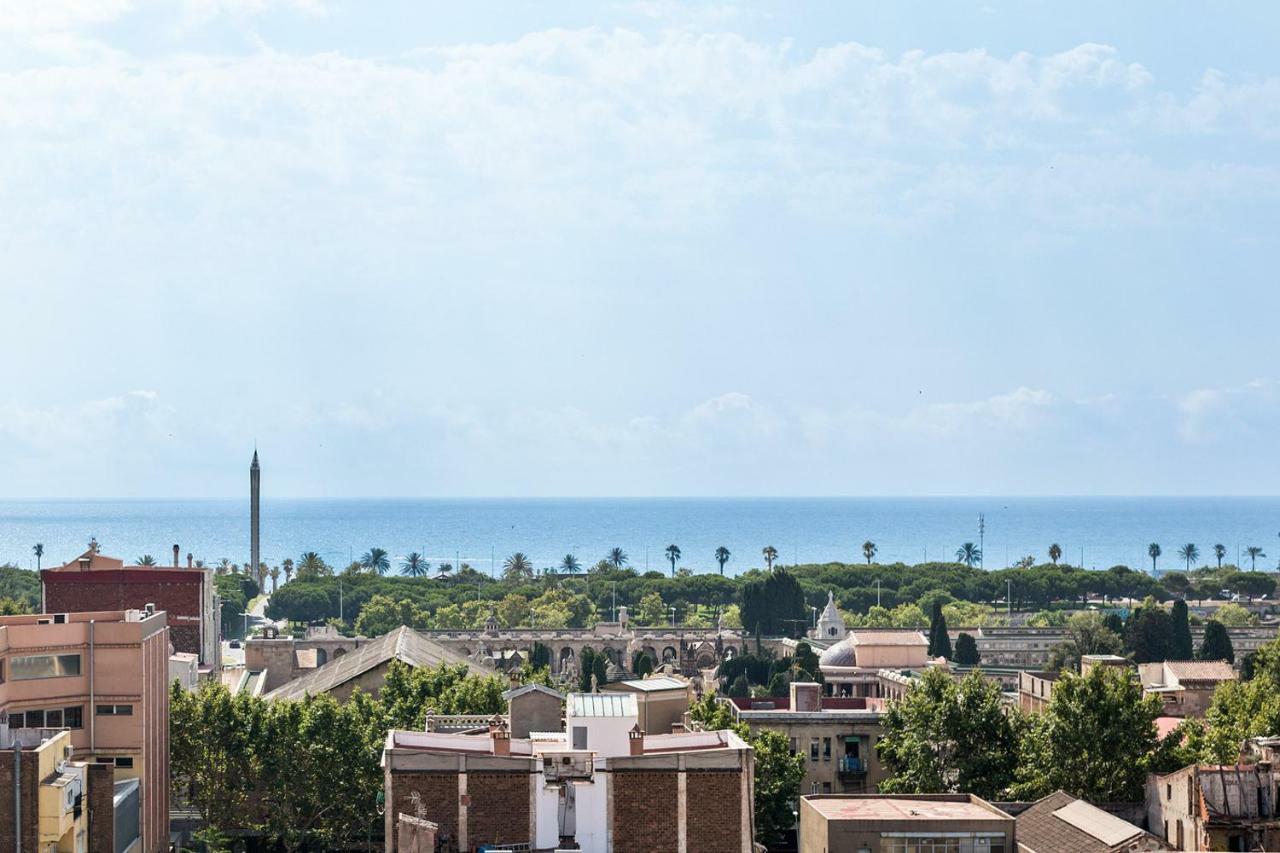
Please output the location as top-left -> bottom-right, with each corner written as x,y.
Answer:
221,594 -> 283,668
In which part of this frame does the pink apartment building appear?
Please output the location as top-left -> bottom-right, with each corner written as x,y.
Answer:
0,608 -> 171,853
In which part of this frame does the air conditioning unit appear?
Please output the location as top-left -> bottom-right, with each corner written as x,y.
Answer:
543,751 -> 593,783
53,613 -> 68,624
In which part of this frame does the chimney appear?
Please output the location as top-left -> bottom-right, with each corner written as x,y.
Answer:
172,545 -> 180,567
629,724 -> 645,756
187,553 -> 193,569
790,681 -> 822,713
490,724 -> 511,756
508,669 -> 522,690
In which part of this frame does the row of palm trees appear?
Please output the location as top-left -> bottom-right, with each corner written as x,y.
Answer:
1148,542 -> 1269,572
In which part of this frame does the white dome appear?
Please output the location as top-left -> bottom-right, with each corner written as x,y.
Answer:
818,637 -> 857,669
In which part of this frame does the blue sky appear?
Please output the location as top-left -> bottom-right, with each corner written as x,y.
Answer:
1,1 -> 1278,498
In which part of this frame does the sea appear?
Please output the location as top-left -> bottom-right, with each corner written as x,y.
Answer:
1,497 -> 1278,576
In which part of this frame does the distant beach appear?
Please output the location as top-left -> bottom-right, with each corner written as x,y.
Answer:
1,497 -> 1277,574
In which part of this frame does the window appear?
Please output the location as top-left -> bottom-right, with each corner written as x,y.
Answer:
114,757 -> 133,769
96,704 -> 133,716
822,737 -> 832,760
1167,783 -> 1172,800
809,738 -> 820,761
822,782 -> 832,794
788,737 -> 798,754
45,708 -> 63,728
11,654 -> 81,680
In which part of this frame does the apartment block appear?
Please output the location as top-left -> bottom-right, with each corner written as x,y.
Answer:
42,545 -> 219,668
382,690 -> 754,853
799,793 -> 1015,853
0,609 -> 170,853
1147,763 -> 1280,852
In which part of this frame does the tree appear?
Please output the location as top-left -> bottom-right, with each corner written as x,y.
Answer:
877,669 -> 1018,800
1048,543 -> 1062,565
360,547 -> 390,575
529,642 -> 552,671
1012,663 -> 1164,802
954,633 -> 980,665
1176,543 -> 1200,571
862,541 -> 877,564
1232,571 -> 1276,602
632,651 -> 653,677
1214,602 -> 1256,627
296,551 -> 330,579
1213,544 -> 1227,568
607,547 -> 628,568
561,554 -> 581,574
269,564 -> 280,594
1200,620 -> 1234,663
762,545 -> 777,570
1148,543 -> 1161,574
740,569 -> 807,637
503,552 -> 533,581
1125,599 -> 1173,663
281,558 -> 294,584
752,729 -> 807,848
927,600 -> 952,659
728,674 -> 750,697
592,650 -> 608,688
665,544 -> 682,577
1170,599 -> 1193,660
1245,546 -> 1267,570
635,591 -> 667,626
400,552 -> 430,577
137,554 -> 157,565
32,543 -> 42,571
715,546 -> 731,575
955,543 -> 981,567
578,647 -> 597,692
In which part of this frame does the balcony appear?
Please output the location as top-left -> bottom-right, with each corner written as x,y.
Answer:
838,756 -> 866,777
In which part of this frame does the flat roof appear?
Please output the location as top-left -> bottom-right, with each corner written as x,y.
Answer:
613,676 -> 688,692
806,797 -> 1007,822
567,692 -> 637,718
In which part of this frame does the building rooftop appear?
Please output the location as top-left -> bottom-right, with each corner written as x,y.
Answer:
610,676 -> 688,692
804,795 -> 1008,822
1016,790 -> 1147,853
850,630 -> 929,646
567,692 -> 637,718
1164,660 -> 1236,682
263,626 -> 487,701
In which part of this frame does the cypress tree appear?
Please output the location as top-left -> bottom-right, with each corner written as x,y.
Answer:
1199,619 -> 1235,663
928,601 -> 952,659
954,632 -> 980,665
1170,599 -> 1193,659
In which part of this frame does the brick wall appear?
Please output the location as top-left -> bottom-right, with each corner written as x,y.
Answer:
388,772 -> 459,853
0,750 -> 40,852
466,771 -> 532,849
612,771 -> 679,853
88,761 -> 115,852
44,570 -> 203,656
686,770 -> 743,853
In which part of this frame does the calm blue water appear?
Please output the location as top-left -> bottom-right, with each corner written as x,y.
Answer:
0,497 -> 1277,574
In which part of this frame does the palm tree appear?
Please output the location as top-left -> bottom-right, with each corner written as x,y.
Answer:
665,544 -> 682,577
1245,546 -> 1267,570
862,541 -> 877,564
217,558 -> 231,576
400,552 -> 430,577
297,551 -> 328,578
955,542 -> 981,567
32,543 -> 43,571
437,561 -> 453,577
137,554 -> 157,566
607,547 -> 628,568
361,547 -> 391,575
561,554 -> 581,574
1048,543 -> 1062,565
281,558 -> 294,583
1148,543 -> 1162,574
762,545 -> 778,570
715,546 -> 731,575
1213,544 -> 1227,568
504,552 -> 534,580
1177,543 -> 1199,571
268,564 -> 280,593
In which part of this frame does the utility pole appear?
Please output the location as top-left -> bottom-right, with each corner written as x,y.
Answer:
978,513 -> 985,570
875,579 -> 881,607
1007,578 -> 1012,616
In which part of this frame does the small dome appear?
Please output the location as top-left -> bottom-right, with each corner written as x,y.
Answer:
818,637 -> 857,669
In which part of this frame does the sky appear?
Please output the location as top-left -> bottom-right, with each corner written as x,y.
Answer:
1,1 -> 1278,498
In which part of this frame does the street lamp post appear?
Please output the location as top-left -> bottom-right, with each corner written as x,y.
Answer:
875,579 -> 881,608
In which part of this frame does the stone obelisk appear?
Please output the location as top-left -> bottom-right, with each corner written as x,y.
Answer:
250,449 -> 261,578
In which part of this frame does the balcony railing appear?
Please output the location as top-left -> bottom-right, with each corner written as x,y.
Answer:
838,756 -> 866,775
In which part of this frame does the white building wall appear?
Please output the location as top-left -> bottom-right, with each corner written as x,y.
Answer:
535,776 -> 561,850
574,775 -> 609,852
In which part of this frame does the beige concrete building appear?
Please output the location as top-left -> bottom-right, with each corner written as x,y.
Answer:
0,609 -> 170,853
727,683 -> 887,795
819,630 -> 933,698
602,674 -> 691,734
799,794 -> 1015,853
1138,660 -> 1236,718
1147,763 -> 1280,851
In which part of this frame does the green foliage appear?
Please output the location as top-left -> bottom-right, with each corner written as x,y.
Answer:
752,729 -> 806,847
728,674 -> 750,697
927,600 -> 952,659
1012,664 -> 1163,802
1212,602 -> 1257,627
953,633 -> 980,665
1199,620 -> 1235,663
793,641 -> 822,682
353,594 -> 429,636
1125,598 -> 1173,663
877,669 -> 1018,800
1046,612 -> 1123,672
634,591 -> 667,625
740,568 -> 807,637
632,651 -> 653,677
1170,599 -> 1193,660
0,565 -> 40,611
529,641 -> 552,671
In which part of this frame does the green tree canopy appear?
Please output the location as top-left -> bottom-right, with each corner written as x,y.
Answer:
1170,599 -> 1193,660
1125,599 -> 1173,663
1199,619 -> 1235,663
927,600 -> 952,659
954,633 -> 980,665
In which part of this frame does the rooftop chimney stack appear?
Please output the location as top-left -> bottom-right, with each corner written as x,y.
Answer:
187,553 -> 193,568
790,681 -> 822,712
490,724 -> 511,756
172,545 -> 180,567
629,724 -> 645,756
